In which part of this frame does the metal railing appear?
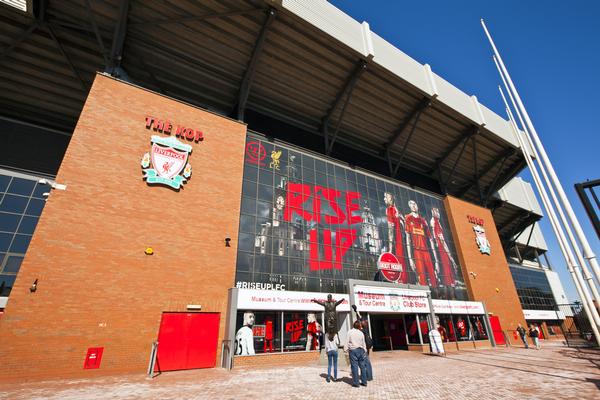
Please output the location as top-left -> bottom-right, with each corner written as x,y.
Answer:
147,341 -> 159,378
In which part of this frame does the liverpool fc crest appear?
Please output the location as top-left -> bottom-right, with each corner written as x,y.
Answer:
141,135 -> 192,189
473,224 -> 491,255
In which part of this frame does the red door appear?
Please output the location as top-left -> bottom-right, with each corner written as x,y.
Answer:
489,316 -> 506,345
156,312 -> 220,371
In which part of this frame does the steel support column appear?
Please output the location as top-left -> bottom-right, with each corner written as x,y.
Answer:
441,127 -> 478,192
485,158 -> 527,202
106,0 -> 131,77
428,125 -> 476,174
236,8 -> 277,121
129,8 -> 263,27
46,25 -> 87,91
84,0 -> 108,66
321,60 -> 367,154
383,97 -> 431,151
0,24 -> 38,64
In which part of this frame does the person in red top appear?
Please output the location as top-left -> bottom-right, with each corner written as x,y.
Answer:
430,207 -> 459,288
383,192 -> 408,283
405,200 -> 439,287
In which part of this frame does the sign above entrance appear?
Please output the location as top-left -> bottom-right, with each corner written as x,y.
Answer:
353,285 -> 430,313
236,289 -> 351,312
432,299 -> 485,315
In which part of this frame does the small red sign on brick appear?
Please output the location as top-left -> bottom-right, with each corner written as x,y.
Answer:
83,347 -> 104,369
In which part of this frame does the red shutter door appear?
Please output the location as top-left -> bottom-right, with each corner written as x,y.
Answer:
156,312 -> 220,371
489,316 -> 506,346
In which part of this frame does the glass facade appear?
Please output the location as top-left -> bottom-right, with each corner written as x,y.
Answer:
236,136 -> 467,300
0,171 -> 47,298
509,265 -> 556,311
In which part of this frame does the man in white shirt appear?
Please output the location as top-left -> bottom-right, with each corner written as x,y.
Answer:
344,320 -> 368,387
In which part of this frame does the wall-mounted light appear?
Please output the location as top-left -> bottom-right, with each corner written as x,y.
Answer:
469,271 -> 477,279
187,304 -> 202,311
144,247 -> 154,255
225,237 -> 231,247
30,278 -> 38,293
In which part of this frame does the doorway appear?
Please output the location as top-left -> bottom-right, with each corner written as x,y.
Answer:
370,314 -> 408,350
155,312 -> 220,371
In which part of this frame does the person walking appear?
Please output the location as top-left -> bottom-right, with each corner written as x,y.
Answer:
344,320 -> 368,388
516,323 -> 529,349
360,318 -> 374,381
324,332 -> 340,382
529,324 -> 541,350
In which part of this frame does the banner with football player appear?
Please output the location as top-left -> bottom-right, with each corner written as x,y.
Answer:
236,137 -> 467,300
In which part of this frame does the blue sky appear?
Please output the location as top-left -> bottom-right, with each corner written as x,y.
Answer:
330,0 -> 600,302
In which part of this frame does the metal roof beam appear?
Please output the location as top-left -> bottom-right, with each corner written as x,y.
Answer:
439,126 -> 478,192
383,97 -> 431,151
0,23 -> 38,65
236,8 -> 277,121
459,148 -> 514,198
471,134 -> 483,204
321,59 -> 367,155
106,0 -> 130,77
484,157 -> 527,204
84,0 -> 108,66
429,125 -> 477,174
389,104 -> 427,177
45,25 -> 88,92
129,8 -> 264,27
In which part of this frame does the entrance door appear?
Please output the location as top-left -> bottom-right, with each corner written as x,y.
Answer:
370,314 -> 407,350
489,316 -> 506,346
156,312 -> 220,371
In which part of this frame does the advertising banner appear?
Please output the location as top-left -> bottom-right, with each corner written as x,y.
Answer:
236,137 -> 467,300
432,299 -> 486,315
523,309 -> 565,320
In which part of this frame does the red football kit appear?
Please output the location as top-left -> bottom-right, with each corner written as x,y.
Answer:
431,216 -> 455,286
405,213 -> 437,287
264,319 -> 274,352
307,321 -> 319,350
386,205 -> 408,283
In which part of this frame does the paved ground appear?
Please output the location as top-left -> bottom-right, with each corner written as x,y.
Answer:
1,343 -> 598,400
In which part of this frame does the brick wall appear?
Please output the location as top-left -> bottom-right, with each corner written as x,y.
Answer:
444,196 -> 527,333
0,74 -> 247,382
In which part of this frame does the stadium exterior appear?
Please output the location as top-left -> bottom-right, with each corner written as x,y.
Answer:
0,0 -> 570,381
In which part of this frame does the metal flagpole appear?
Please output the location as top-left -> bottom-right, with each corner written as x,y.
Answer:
481,19 -> 600,287
495,55 -> 600,305
499,87 -> 600,338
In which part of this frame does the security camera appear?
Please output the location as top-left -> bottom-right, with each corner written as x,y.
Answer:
38,179 -> 48,185
225,237 -> 232,247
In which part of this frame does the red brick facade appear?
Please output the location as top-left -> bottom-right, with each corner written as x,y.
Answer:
0,75 -> 247,382
444,196 -> 527,333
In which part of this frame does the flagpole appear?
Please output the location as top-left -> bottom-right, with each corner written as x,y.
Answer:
481,19 -> 600,287
494,55 -> 600,306
499,87 -> 600,339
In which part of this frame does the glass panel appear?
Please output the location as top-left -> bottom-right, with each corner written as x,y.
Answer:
25,199 -> 45,216
7,178 -> 35,196
0,195 -> 28,214
454,315 -> 472,341
469,315 -> 488,340
0,274 -> 16,296
405,314 -> 422,344
0,233 -> 13,252
283,312 -> 322,352
9,234 -> 31,253
32,183 -> 48,199
4,255 -> 24,273
17,216 -> 39,235
437,315 -> 457,342
0,175 -> 11,193
234,311 -> 281,355
0,212 -> 21,232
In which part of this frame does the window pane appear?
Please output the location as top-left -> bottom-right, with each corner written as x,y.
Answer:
0,195 -> 28,213
25,199 -> 45,216
0,212 -> 21,232
9,234 -> 31,253
454,315 -> 471,341
0,274 -> 16,296
17,216 -> 39,235
32,183 -> 48,199
0,176 -> 10,193
283,312 -> 321,352
235,311 -> 281,355
0,233 -> 13,252
7,178 -> 35,196
4,255 -> 24,273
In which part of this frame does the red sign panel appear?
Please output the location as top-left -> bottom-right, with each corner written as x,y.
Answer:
83,347 -> 104,369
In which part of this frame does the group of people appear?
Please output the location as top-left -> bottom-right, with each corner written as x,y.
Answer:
516,323 -> 542,350
324,318 -> 373,387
